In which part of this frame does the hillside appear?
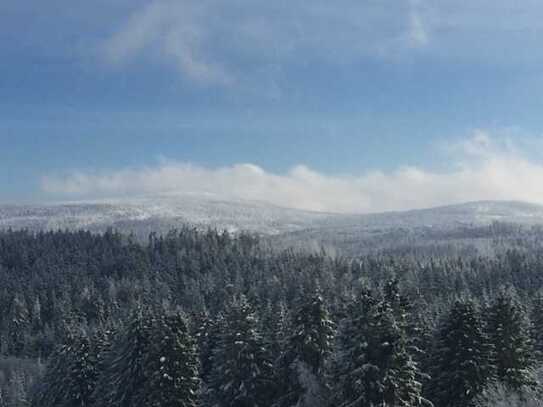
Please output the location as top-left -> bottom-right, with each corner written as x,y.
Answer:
0,194 -> 335,236
2,197 -> 543,254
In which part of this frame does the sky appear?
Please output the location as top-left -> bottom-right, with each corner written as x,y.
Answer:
3,0 -> 543,212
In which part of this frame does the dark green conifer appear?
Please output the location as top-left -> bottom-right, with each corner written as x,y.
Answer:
428,299 -> 494,407
332,290 -> 427,407
140,313 -> 200,407
486,290 -> 537,391
209,295 -> 274,407
92,308 -> 154,407
275,292 -> 333,407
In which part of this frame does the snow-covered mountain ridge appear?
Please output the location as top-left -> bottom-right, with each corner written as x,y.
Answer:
0,195 -> 334,235
2,196 -> 543,237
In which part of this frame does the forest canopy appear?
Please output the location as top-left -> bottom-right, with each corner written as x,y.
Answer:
0,227 -> 542,406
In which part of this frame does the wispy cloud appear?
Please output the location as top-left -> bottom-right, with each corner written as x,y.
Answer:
99,0 -> 543,87
102,1 -> 233,85
101,0 -> 432,86
41,132 -> 543,213
407,0 -> 430,48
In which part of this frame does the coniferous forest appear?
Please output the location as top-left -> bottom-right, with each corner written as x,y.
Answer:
1,227 -> 543,406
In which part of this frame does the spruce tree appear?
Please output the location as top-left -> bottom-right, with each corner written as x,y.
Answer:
486,290 -> 537,391
31,343 -> 71,407
275,292 -> 333,407
63,332 -> 99,407
331,290 -> 427,407
209,295 -> 274,407
427,299 -> 494,407
260,299 -> 290,359
287,292 -> 334,375
530,291 -> 543,361
140,313 -> 200,407
31,328 -> 103,407
9,295 -> 30,356
92,308 -> 154,407
194,311 -> 223,385
384,278 -> 411,325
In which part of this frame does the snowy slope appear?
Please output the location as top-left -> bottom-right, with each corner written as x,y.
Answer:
0,195 -> 336,235
2,197 -> 543,238
275,201 -> 543,254
317,200 -> 543,230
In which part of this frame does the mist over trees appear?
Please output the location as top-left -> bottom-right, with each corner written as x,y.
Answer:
0,227 -> 543,405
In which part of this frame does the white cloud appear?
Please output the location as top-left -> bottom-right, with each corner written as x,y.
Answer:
102,1 -> 232,85
407,0 -> 430,48
101,0 -> 432,86
41,132 -> 543,214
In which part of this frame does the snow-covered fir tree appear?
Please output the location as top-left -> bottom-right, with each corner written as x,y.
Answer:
274,291 -> 333,407
140,313 -> 200,407
383,278 -> 411,325
92,308 -> 154,407
194,310 -> 224,386
31,343 -> 71,407
408,299 -> 437,379
486,289 -> 538,391
31,327 -> 104,407
331,289 -> 428,407
209,295 -> 274,407
427,299 -> 494,407
530,291 -> 543,361
63,332 -> 100,407
287,292 -> 334,375
8,295 -> 30,356
259,299 -> 290,359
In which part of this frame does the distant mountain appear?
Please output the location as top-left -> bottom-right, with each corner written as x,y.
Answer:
0,194 -> 335,236
270,200 -> 543,255
2,197 -> 543,252
315,200 -> 543,231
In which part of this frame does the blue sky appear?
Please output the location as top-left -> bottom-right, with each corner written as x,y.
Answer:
3,0 -> 543,211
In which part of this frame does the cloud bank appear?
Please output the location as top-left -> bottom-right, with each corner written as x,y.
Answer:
41,133 -> 543,214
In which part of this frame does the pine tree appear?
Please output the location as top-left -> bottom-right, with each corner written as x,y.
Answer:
331,290 -> 427,407
384,278 -> 411,325
260,299 -> 290,359
31,328 -> 105,407
31,343 -> 69,407
427,299 -> 494,407
287,292 -> 334,375
275,292 -> 333,407
194,311 -> 223,385
209,295 -> 274,407
9,295 -> 30,356
486,290 -> 537,391
64,332 -> 99,407
140,313 -> 200,407
408,300 -> 436,379
530,291 -> 543,361
92,308 -> 154,407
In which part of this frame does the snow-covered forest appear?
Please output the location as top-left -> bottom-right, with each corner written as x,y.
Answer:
0,227 -> 543,406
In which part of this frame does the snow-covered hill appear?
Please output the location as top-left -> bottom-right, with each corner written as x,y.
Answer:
0,194 -> 335,236
318,200 -> 543,230
2,196 -> 543,240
